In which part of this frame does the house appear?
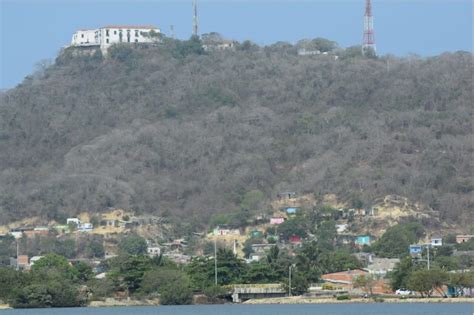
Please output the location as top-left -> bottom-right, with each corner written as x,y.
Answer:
71,25 -> 161,53
321,269 -> 393,294
147,246 -> 161,257
16,255 -> 29,270
289,235 -> 302,244
29,256 -> 44,266
269,217 -> 286,225
352,252 -> 374,267
248,253 -> 264,262
202,39 -> 237,51
250,230 -> 264,238
337,234 -> 355,245
297,48 -> 321,56
67,218 -> 81,226
9,227 -> 34,239
355,235 -> 372,246
213,226 -> 240,236
456,235 -> 474,244
336,224 -> 348,234
251,243 -> 276,254
431,236 -> 443,247
367,258 -> 400,276
321,269 -> 368,290
24,227 -> 49,238
277,192 -> 297,200
53,224 -> 70,234
409,244 -> 423,256
286,207 -> 299,215
78,223 -> 93,232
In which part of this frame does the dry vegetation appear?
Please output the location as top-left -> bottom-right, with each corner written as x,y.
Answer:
0,39 -> 472,229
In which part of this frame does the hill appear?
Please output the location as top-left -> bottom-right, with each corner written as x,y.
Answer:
0,38 -> 472,229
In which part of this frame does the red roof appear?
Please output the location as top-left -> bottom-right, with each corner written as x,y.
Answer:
103,25 -> 158,30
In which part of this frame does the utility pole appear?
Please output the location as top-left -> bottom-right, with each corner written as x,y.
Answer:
288,265 -> 292,297
16,238 -> 19,271
362,0 -> 376,55
427,245 -> 430,270
192,0 -> 199,37
214,238 -> 218,285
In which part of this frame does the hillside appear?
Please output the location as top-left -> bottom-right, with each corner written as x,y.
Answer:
0,38 -> 472,228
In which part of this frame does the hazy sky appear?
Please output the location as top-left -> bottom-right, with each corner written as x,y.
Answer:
0,0 -> 472,89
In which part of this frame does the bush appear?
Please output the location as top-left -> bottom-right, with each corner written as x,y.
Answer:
336,294 -> 351,300
159,280 -> 193,305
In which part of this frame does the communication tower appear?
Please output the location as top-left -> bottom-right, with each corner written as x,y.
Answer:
363,0 -> 376,54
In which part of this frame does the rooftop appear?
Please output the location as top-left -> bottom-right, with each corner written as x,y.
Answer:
103,25 -> 158,30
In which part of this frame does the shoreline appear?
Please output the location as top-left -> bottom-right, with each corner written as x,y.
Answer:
243,296 -> 474,304
1,297 -> 472,310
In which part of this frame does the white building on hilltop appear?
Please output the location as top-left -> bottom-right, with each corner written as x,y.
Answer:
71,25 -> 161,52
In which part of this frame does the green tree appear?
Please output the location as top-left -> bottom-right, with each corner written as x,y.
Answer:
407,269 -> 448,297
159,278 -> 193,305
31,253 -> 77,279
389,257 -> 416,291
353,274 -> 376,296
108,254 -> 152,294
118,235 -> 147,255
277,217 -> 307,240
372,222 -> 425,258
243,262 -> 279,284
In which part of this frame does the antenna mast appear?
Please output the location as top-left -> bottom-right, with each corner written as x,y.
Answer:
170,25 -> 175,39
193,0 -> 199,37
363,0 -> 376,54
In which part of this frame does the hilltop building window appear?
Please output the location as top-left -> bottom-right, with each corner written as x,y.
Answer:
106,29 -> 109,36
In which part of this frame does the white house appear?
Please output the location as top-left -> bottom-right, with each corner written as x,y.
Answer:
67,218 -> 81,226
71,25 -> 161,53
71,29 -> 99,46
431,236 -> 443,247
147,246 -> 161,257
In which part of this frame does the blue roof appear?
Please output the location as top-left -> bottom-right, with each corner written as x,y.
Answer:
286,207 -> 298,213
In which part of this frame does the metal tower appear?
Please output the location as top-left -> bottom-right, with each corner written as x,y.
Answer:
193,0 -> 199,37
363,0 -> 376,54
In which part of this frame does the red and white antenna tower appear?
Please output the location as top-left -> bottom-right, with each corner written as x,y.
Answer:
363,0 -> 376,54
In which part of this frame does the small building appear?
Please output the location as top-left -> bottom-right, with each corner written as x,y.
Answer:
456,235 -> 474,244
66,218 -> 81,226
355,235 -> 372,246
297,48 -> 321,56
250,230 -> 264,238
9,227 -> 33,239
16,255 -> 29,270
367,258 -> 400,276
336,224 -> 348,234
277,192 -> 297,200
321,269 -> 368,291
289,235 -> 302,244
24,227 -> 49,238
352,252 -> 374,267
147,246 -> 161,257
53,224 -> 70,234
431,236 -> 443,247
29,256 -> 44,266
78,223 -> 93,232
269,217 -> 286,225
409,244 -> 423,256
213,226 -> 240,236
286,207 -> 299,215
337,234 -> 355,245
251,243 -> 276,254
